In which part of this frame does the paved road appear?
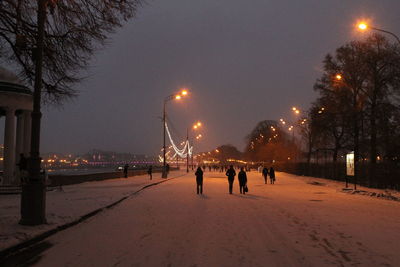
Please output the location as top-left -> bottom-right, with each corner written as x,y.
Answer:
8,171 -> 400,266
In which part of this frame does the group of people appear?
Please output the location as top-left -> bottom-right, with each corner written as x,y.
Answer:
194,165 -> 251,195
261,166 -> 275,184
123,164 -> 155,180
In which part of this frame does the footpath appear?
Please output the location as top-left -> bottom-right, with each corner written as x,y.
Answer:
0,170 -> 185,258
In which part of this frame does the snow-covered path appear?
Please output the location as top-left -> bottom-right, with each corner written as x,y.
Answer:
13,171 -> 400,266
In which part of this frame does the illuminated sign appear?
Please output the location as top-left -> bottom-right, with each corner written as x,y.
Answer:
346,152 -> 354,176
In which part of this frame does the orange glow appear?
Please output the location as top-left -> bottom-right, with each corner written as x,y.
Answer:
295,110 -> 300,114
193,125 -> 198,129
175,95 -> 182,100
358,22 -> 368,31
197,122 -> 202,126
336,74 -> 342,80
181,89 -> 188,96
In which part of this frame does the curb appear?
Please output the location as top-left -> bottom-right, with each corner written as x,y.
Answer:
0,176 -> 179,263
340,188 -> 400,202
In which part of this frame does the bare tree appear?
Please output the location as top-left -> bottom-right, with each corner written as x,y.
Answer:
0,0 -> 143,225
0,0 -> 142,103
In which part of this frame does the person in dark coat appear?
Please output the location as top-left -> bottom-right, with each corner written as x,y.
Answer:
238,167 -> 247,194
262,167 -> 269,184
269,167 -> 275,184
123,164 -> 129,178
226,165 -> 236,194
147,165 -> 153,180
195,167 -> 204,194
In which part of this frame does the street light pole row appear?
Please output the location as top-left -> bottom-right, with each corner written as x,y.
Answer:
162,89 -> 188,178
187,122 -> 202,172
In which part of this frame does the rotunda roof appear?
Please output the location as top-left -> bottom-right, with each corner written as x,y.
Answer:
0,67 -> 31,95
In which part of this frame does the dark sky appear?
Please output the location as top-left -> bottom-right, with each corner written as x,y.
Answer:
2,0 -> 400,156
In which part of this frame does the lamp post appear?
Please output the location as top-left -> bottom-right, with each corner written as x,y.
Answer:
192,134 -> 202,170
162,89 -> 188,178
357,22 -> 400,45
20,0 -> 47,225
187,122 -> 202,172
334,74 -> 361,189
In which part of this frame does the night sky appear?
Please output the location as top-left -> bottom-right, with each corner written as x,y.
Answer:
2,0 -> 400,156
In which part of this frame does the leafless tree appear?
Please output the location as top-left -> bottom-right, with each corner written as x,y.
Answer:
0,0 -> 143,103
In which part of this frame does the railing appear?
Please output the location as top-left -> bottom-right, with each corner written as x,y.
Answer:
274,161 -> 400,190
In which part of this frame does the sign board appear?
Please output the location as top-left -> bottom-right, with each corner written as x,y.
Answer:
346,152 -> 354,176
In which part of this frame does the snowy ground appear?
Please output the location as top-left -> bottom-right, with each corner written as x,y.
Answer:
0,171 -> 185,252
2,170 -> 400,266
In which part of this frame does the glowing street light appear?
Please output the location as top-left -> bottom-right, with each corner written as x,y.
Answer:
193,121 -> 202,129
188,121 -> 203,172
292,107 -> 300,115
162,88 -> 189,178
335,74 -> 342,81
358,22 -> 367,31
356,21 -> 400,44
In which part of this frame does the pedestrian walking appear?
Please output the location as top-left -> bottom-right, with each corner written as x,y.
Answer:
195,167 -> 204,194
238,167 -> 247,194
123,164 -> 129,178
147,165 -> 153,180
262,167 -> 269,184
226,165 -> 236,194
269,167 -> 275,184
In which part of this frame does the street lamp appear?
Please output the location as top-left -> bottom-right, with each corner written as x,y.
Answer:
187,121 -> 202,172
333,73 -> 361,189
292,107 -> 300,115
357,21 -> 400,44
20,0 -> 47,225
162,89 -> 188,178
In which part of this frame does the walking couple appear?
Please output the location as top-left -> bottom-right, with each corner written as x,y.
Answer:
262,166 -> 275,184
226,165 -> 248,194
194,165 -> 248,195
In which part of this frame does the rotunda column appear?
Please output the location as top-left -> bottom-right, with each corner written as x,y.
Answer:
14,112 -> 25,184
23,111 -> 32,156
3,107 -> 16,185
16,112 -> 25,158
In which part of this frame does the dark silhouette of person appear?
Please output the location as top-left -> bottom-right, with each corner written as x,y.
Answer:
226,165 -> 236,194
148,165 -> 153,180
262,167 -> 269,184
123,164 -> 129,178
238,167 -> 247,194
269,167 -> 275,184
195,167 -> 203,194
